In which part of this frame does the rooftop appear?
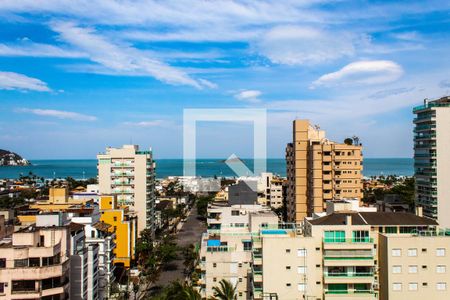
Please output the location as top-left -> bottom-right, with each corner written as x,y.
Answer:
309,212 -> 438,226
413,96 -> 450,112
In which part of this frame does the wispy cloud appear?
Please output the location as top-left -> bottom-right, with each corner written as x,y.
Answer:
310,60 -> 404,88
234,89 -> 262,103
0,39 -> 85,58
257,25 -> 357,65
49,21 -> 213,89
122,120 -> 172,127
0,71 -> 51,91
17,108 -> 97,121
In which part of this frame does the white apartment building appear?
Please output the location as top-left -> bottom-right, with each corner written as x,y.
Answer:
413,96 -> 450,228
97,144 -> 156,236
70,203 -> 116,299
199,203 -> 278,299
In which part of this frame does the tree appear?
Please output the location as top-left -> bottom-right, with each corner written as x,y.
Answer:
344,138 -> 353,145
211,279 -> 237,300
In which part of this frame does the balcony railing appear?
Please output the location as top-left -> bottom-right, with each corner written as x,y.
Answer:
324,238 -> 374,243
206,246 -> 235,253
325,272 -> 373,277
325,289 -> 375,295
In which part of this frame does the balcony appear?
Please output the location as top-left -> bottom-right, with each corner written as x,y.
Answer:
324,238 -> 373,244
206,245 -> 235,253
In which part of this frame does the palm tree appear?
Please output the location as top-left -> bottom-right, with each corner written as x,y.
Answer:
183,285 -> 201,300
211,279 -> 237,300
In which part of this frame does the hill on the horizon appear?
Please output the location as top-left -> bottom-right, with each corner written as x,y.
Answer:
0,149 -> 30,166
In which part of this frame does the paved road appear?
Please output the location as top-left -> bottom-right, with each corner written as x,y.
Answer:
144,204 -> 206,297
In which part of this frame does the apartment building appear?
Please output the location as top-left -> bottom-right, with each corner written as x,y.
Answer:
236,173 -> 284,208
99,195 -> 137,268
286,120 -> 363,223
98,144 -> 156,236
199,203 -> 278,299
248,208 -> 439,300
413,96 -> 450,227
379,232 -> 450,300
18,188 -> 117,299
0,214 -> 71,300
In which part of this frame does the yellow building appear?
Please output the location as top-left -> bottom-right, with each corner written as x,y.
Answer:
99,195 -> 137,268
286,120 -> 363,222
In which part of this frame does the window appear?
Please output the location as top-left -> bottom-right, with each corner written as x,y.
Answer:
0,258 -> 5,268
298,283 -> 306,292
239,278 -> 242,282
113,216 -> 117,221
29,258 -> 40,267
286,266 -> 291,270
243,241 -> 252,251
386,227 -> 398,234
408,283 -> 418,291
437,282 -> 447,291
324,231 -> 345,243
14,258 -> 28,268
239,292 -> 242,297
353,230 -> 370,242
238,263 -> 242,268
393,283 -> 402,291
0,282 -> 4,294
297,266 -> 306,274
408,265 -> 418,273
213,278 -> 217,282
392,249 -> 402,257
213,263 -> 217,268
231,210 -> 239,216
408,248 -> 418,257
286,249 -> 291,253
436,265 -> 446,273
422,265 -> 428,270
12,280 -> 35,293
422,248 -> 427,253
286,283 -> 291,287
437,248 -> 446,257
297,249 -> 307,257
423,282 -> 428,287
392,265 -> 402,274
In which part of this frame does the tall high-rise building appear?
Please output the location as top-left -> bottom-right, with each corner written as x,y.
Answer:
97,145 -> 156,236
286,120 -> 363,223
413,96 -> 450,227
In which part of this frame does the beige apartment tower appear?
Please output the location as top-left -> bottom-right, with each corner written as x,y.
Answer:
286,120 -> 363,222
97,145 -> 156,236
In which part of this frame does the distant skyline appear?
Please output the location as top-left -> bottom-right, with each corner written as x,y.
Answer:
0,1 -> 449,159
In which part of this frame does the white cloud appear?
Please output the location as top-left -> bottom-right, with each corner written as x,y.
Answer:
122,120 -> 171,127
0,40 -> 85,58
310,60 -> 404,88
50,22 -> 213,89
234,90 -> 262,103
0,71 -> 51,91
17,108 -> 97,121
257,26 -> 356,65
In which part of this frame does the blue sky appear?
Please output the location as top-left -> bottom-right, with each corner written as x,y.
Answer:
0,0 -> 449,159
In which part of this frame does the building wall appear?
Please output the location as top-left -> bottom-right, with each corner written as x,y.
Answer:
97,145 -> 156,236
436,109 -> 450,228
261,236 -> 323,299
286,120 -> 363,223
99,196 -> 136,268
379,234 -> 450,300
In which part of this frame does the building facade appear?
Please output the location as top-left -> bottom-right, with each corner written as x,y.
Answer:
413,96 -> 450,228
286,120 -> 363,223
97,145 -> 156,236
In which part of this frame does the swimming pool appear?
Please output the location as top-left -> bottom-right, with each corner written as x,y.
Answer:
261,229 -> 287,235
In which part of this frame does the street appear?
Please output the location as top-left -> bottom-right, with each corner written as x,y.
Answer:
142,203 -> 206,298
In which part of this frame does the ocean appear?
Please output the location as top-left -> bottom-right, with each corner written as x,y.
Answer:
0,158 -> 413,180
